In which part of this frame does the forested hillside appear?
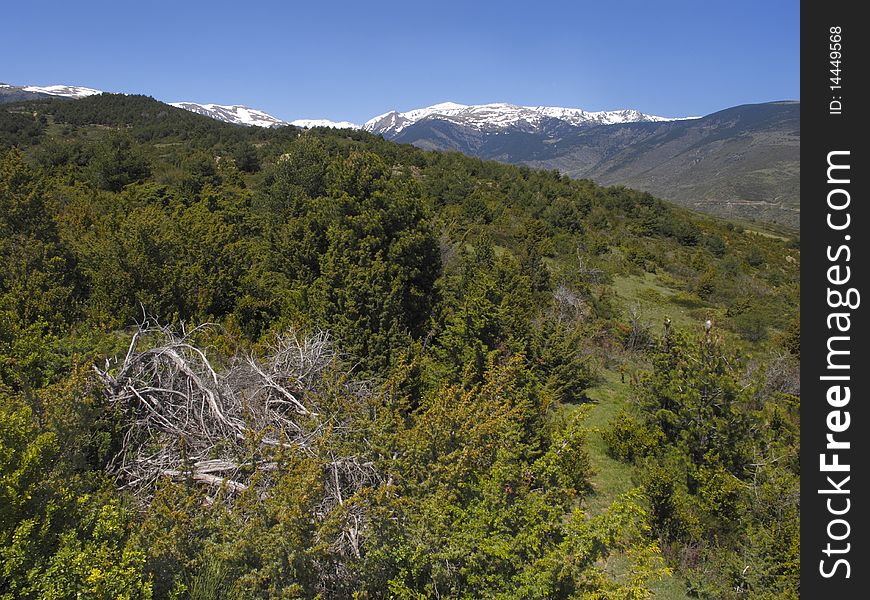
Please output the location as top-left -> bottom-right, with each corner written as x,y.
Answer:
1,94 -> 799,599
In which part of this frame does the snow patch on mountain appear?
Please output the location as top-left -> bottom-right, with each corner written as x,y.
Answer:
290,119 -> 361,129
170,102 -> 289,128
22,85 -> 103,98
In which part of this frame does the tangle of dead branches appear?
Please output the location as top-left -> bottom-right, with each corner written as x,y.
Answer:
93,319 -> 383,560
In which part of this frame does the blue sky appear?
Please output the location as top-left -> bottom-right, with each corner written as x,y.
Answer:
3,0 -> 799,123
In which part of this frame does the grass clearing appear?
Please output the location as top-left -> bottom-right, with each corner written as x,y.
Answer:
610,272 -> 710,332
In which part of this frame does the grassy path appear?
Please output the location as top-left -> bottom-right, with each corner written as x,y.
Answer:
573,368 -> 692,600
579,369 -> 636,514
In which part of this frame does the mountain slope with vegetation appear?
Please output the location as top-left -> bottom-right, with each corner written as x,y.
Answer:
391,102 -> 800,228
1,94 -> 799,599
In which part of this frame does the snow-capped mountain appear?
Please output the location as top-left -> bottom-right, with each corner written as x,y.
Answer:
4,82 -> 296,129
290,118 -> 361,129
22,84 -> 103,98
170,102 -> 289,128
0,83 -> 104,99
363,102 -> 684,136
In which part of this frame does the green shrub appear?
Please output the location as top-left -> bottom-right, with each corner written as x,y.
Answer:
669,291 -> 705,308
603,410 -> 662,461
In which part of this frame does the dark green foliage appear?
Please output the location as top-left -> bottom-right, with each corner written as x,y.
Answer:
778,315 -> 800,359
643,334 -> 752,471
516,219 -> 552,292
703,233 -> 727,257
0,149 -> 56,239
604,332 -> 800,598
534,323 -> 595,406
231,141 -> 260,173
0,110 -> 45,148
746,246 -> 765,267
0,151 -> 83,335
662,218 -> 701,246
310,152 -> 440,373
87,132 -> 151,192
731,309 -> 769,341
541,195 -> 587,233
33,137 -> 88,170
434,241 -> 536,383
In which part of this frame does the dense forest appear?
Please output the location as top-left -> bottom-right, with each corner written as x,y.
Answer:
1,95 -> 799,599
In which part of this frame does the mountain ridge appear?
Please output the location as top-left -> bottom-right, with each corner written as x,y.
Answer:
1,82 -> 694,132
362,101 -> 692,137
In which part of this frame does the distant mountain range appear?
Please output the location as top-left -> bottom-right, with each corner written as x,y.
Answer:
361,102 -> 686,135
386,101 -> 800,227
1,83 -> 687,131
1,82 -> 799,227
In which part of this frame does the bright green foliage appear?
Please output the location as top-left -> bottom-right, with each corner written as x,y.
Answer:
0,399 -> 63,599
37,500 -> 151,600
136,458 -> 325,599
0,400 -> 60,550
1,370 -> 149,599
0,318 -> 65,395
357,356 -> 646,599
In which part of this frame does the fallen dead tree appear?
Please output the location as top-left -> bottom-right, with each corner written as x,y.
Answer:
92,319 -> 383,539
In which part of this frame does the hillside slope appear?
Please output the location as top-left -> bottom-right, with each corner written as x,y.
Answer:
392,102 -> 800,227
